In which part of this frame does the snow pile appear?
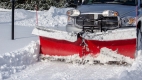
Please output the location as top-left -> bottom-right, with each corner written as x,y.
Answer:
0,41 -> 40,79
40,47 -> 134,65
0,9 -> 34,23
38,7 -> 71,27
94,48 -> 134,64
15,9 -> 34,20
119,51 -> 142,80
0,11 -> 11,23
15,7 -> 72,27
108,50 -> 142,80
14,9 -> 36,27
0,72 -> 2,80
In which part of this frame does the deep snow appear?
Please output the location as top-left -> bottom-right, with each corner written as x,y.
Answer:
0,7 -> 142,80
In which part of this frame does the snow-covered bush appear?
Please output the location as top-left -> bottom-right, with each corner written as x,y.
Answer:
0,0 -> 67,10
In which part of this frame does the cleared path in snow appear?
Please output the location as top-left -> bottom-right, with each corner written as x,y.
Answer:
6,61 -> 128,80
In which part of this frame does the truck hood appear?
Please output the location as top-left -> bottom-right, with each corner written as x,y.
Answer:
77,4 -> 137,17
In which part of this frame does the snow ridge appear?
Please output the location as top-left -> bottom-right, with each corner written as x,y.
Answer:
0,41 -> 39,79
40,47 -> 134,65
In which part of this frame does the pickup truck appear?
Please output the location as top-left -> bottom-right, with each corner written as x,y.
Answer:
32,0 -> 141,60
66,0 -> 142,56
66,0 -> 141,33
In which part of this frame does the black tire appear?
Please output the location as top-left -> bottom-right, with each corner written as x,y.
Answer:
136,22 -> 142,57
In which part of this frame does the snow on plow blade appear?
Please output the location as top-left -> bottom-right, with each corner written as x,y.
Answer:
86,39 -> 136,59
40,36 -> 136,59
32,27 -> 136,64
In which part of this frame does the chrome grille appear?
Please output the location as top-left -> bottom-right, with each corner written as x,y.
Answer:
101,17 -> 118,28
76,14 -> 94,26
76,14 -> 118,28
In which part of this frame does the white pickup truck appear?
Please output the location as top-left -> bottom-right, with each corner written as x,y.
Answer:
66,0 -> 142,52
32,0 -> 142,61
66,0 -> 141,32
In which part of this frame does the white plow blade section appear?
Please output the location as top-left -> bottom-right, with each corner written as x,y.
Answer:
32,27 -> 77,42
82,28 -> 136,40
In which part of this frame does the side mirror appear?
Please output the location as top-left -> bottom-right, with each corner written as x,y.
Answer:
78,0 -> 82,5
141,4 -> 142,7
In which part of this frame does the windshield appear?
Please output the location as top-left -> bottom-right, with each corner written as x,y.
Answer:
83,0 -> 137,6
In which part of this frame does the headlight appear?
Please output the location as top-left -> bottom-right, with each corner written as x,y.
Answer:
66,9 -> 80,17
102,10 -> 119,17
122,16 -> 136,26
128,17 -> 136,24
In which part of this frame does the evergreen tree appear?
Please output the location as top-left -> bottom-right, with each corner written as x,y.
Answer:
0,0 -> 67,10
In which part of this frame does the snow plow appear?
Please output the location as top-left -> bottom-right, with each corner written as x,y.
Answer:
33,28 -> 135,65
32,0 -> 142,65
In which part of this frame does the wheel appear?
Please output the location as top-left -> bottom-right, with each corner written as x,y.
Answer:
136,22 -> 142,57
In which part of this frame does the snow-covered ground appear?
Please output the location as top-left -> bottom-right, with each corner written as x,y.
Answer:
0,7 -> 142,80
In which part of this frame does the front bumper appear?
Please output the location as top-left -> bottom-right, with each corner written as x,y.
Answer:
66,16 -> 136,33
66,23 -> 136,33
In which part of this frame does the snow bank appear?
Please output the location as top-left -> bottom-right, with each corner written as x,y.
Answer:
15,7 -> 72,27
0,8 -> 11,12
37,7 -> 71,27
95,48 -> 134,64
0,41 -> 40,79
109,50 -> 142,80
0,72 -> 2,80
0,9 -> 34,23
40,47 -> 134,65
119,51 -> 142,80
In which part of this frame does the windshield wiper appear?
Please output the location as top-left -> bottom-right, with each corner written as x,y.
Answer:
106,1 -> 136,6
105,1 -> 123,4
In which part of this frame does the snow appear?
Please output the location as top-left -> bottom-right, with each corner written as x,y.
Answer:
32,27 -> 78,42
0,41 -> 39,79
40,47 -> 134,65
15,7 -> 72,27
82,28 -> 136,41
0,6 -> 142,80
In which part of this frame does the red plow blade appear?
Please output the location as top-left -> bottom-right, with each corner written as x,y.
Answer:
86,39 -> 136,58
39,36 -> 82,56
40,36 -> 136,59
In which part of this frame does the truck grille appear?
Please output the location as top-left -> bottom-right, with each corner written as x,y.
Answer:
101,17 -> 118,28
76,14 -> 94,26
76,14 -> 118,28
